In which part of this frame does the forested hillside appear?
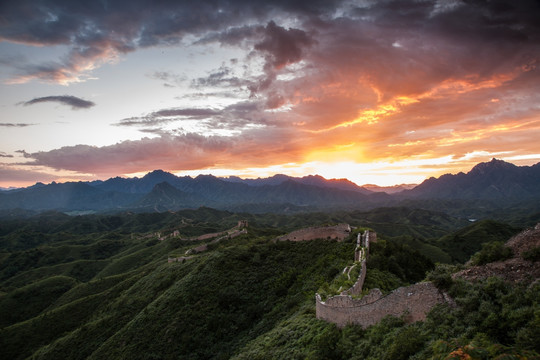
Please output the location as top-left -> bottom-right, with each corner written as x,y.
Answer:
0,208 -> 538,359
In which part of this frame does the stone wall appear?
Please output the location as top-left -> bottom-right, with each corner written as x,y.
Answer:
276,223 -> 351,242
316,282 -> 448,328
316,228 -> 451,328
185,228 -> 248,255
343,260 -> 366,296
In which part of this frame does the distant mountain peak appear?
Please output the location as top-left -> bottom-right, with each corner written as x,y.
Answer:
143,169 -> 175,178
195,174 -> 220,181
406,158 -> 540,203
469,158 -> 517,175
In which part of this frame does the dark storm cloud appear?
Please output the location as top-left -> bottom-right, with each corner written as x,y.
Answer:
350,0 -> 540,43
196,25 -> 263,47
1,0 -> 538,85
245,20 -> 315,95
4,0 -> 540,178
255,21 -> 314,70
21,95 -> 95,109
0,0 -> 344,83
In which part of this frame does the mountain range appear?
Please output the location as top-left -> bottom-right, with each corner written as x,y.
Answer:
1,159 -> 539,215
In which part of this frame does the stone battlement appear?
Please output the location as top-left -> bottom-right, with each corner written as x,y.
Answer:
316,229 -> 451,328
316,282 -> 448,328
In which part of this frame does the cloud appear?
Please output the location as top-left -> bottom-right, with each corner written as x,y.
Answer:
114,100 -> 273,133
148,71 -> 187,87
115,108 -> 222,128
21,95 -> 95,109
0,123 -> 35,127
0,163 -> 95,187
0,0 -> 342,84
192,64 -> 247,89
0,165 -> 57,184
255,21 -> 314,71
0,152 -> 14,158
3,0 -> 540,182
16,131 -> 301,176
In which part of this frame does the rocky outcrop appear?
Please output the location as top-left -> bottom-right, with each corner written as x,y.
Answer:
454,223 -> 540,284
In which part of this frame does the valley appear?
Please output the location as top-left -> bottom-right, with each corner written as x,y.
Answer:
1,159 -> 539,359
0,205 -> 538,359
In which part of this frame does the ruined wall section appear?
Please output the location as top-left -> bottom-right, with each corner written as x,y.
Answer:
316,229 -> 451,328
276,224 -> 351,242
346,230 -> 371,295
316,282 -> 447,328
343,260 -> 366,296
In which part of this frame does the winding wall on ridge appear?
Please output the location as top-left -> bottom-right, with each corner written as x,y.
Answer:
316,229 -> 451,328
316,282 -> 449,328
276,223 -> 351,242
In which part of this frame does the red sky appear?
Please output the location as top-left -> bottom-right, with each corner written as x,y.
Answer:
1,0 -> 539,187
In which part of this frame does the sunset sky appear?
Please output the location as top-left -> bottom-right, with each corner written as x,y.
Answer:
1,0 -> 539,187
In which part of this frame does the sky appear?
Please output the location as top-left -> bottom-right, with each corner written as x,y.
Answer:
1,0 -> 539,188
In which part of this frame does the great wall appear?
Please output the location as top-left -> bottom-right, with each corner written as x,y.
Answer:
167,220 -> 248,262
314,228 -> 453,328
276,223 -> 351,242
167,221 -> 453,328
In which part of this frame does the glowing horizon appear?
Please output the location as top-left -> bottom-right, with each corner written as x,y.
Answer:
4,153 -> 540,190
1,1 -> 539,188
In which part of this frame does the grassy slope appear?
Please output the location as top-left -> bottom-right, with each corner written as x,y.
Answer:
436,219 -> 521,263
1,208 -> 536,359
1,227 -> 356,360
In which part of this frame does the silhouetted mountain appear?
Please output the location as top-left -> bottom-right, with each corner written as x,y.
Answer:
2,159 -> 540,214
93,170 -> 192,194
221,174 -> 293,187
0,182 -> 139,211
0,174 -> 373,213
130,182 -> 209,211
221,174 -> 373,194
249,179 -> 370,206
402,159 -> 540,204
0,187 -> 19,192
297,175 -> 373,194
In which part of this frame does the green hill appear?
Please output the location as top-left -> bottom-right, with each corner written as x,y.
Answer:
436,219 -> 521,263
0,208 -> 537,359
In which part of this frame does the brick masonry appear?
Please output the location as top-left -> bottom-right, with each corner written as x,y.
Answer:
316,229 -> 451,328
316,282 -> 449,328
276,223 -> 351,242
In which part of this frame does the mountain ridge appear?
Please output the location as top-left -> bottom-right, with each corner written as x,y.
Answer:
1,159 -> 539,214
403,158 -> 540,203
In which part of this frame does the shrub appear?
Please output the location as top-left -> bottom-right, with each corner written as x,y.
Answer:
470,241 -> 512,266
522,246 -> 540,262
426,263 -> 456,290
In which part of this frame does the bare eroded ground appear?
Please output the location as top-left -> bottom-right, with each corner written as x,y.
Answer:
454,224 -> 540,284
